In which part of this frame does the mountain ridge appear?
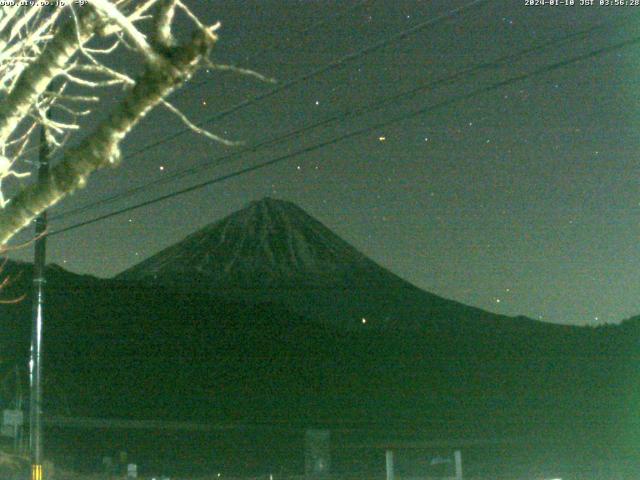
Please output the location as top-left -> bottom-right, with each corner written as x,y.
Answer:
117,197 -> 406,287
115,197 -> 543,330
0,200 -> 636,476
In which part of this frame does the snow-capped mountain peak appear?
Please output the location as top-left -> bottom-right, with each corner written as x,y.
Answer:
117,197 -> 386,287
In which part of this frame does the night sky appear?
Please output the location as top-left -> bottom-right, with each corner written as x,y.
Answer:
7,0 -> 640,326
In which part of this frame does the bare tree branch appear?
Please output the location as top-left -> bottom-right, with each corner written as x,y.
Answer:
205,60 -> 276,84
0,6 -> 102,146
88,0 -> 160,63
0,19 -> 218,244
160,99 -> 239,146
0,1 -> 235,246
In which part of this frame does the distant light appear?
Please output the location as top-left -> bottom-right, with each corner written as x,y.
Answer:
315,100 -> 320,106
361,318 -> 367,324
496,298 -> 501,303
217,474 -> 221,478
378,136 -> 386,142
159,165 -> 165,171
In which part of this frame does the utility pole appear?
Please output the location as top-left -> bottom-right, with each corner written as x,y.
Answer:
15,365 -> 23,452
30,108 -> 50,480
454,450 -> 463,480
385,450 -> 394,480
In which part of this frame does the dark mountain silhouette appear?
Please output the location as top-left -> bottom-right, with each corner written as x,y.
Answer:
116,197 -> 546,332
118,197 -> 383,287
0,198 -> 637,476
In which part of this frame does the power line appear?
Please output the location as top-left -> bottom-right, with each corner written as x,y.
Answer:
40,414 -> 625,435
108,0 -> 492,162
50,14 -> 626,222
48,33 -> 640,238
41,414 -> 623,436
203,0 -> 370,78
181,0 -> 371,89
32,1 -> 369,171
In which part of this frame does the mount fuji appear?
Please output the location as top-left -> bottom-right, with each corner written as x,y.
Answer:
0,199 -> 635,476
117,197 -> 540,331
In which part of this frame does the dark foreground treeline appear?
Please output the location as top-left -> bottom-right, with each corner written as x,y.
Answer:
0,261 -> 637,478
